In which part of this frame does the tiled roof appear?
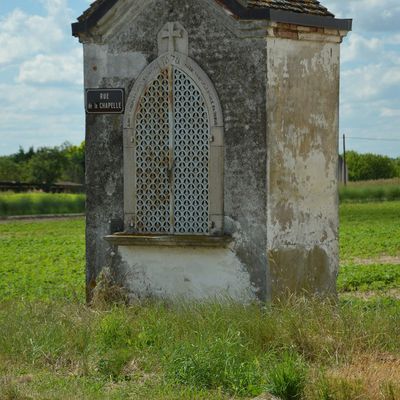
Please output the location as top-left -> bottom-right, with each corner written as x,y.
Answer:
72,0 -> 352,37
77,0 -> 111,22
247,0 -> 333,17
77,0 -> 334,23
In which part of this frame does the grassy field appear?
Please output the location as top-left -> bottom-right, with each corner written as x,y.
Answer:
0,192 -> 85,217
0,178 -> 398,219
339,202 -> 400,293
0,218 -> 85,302
0,202 -> 399,399
340,178 -> 400,202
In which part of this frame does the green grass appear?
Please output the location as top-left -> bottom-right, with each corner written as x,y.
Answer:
0,202 -> 399,399
338,263 -> 400,292
0,218 -> 85,302
0,192 -> 85,217
0,299 -> 399,400
266,352 -> 307,400
340,201 -> 400,261
339,201 -> 400,293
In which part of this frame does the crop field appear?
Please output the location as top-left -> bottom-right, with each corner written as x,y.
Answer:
0,218 -> 85,302
339,202 -> 400,294
0,192 -> 85,217
0,192 -> 86,217
0,202 -> 399,399
339,178 -> 400,202
0,176 -> 397,219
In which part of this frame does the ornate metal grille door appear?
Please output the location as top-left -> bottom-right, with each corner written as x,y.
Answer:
134,66 -> 210,234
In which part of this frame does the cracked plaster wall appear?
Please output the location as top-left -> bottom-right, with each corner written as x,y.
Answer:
266,37 -> 340,298
82,0 -> 269,301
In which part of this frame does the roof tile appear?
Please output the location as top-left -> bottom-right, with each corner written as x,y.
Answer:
77,0 -> 334,23
77,0 -> 108,23
247,0 -> 333,17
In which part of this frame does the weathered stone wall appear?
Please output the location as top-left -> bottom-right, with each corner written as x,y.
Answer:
265,37 -> 340,298
82,0 -> 269,301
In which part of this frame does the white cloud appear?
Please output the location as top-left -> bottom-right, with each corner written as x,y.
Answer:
342,33 -> 383,63
0,83 -> 84,155
325,0 -> 400,157
0,83 -> 83,112
387,34 -> 400,44
0,3 -> 71,66
0,111 -> 84,155
41,0 -> 69,16
0,2 -> 85,155
324,0 -> 400,32
342,66 -> 378,100
17,48 -> 83,85
380,107 -> 400,117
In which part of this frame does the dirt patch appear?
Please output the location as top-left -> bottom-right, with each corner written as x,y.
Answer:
0,214 -> 85,224
341,289 -> 400,300
341,256 -> 400,266
327,353 -> 400,399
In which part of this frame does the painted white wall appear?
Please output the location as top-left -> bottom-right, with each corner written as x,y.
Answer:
118,245 -> 257,302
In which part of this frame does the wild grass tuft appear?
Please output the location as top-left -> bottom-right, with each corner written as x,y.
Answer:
266,351 -> 308,400
167,327 -> 264,396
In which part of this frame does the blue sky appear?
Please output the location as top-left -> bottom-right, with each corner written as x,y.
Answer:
0,0 -> 399,157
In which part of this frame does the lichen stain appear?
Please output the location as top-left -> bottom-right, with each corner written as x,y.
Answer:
268,246 -> 335,299
275,200 -> 294,231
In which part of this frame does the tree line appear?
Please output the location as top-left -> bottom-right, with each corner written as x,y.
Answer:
0,142 -> 85,185
0,143 -> 399,185
345,151 -> 400,181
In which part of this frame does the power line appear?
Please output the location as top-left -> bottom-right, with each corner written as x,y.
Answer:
339,136 -> 400,142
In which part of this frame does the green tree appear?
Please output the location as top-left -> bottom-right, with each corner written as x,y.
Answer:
61,141 -> 85,184
346,151 -> 397,181
27,147 -> 67,187
11,146 -> 35,164
0,157 -> 24,181
394,157 -> 400,178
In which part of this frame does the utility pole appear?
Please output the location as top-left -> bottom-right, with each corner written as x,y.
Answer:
343,133 -> 347,186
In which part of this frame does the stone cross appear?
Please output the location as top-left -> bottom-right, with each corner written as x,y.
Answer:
161,22 -> 182,53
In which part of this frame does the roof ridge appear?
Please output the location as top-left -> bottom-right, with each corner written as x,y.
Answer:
247,0 -> 334,17
76,0 -> 334,23
72,0 -> 351,37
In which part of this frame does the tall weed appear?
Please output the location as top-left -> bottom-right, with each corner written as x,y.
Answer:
266,351 -> 308,400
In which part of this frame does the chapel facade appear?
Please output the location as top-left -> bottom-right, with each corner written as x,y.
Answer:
72,0 -> 352,302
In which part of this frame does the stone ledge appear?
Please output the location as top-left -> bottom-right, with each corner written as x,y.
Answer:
104,233 -> 233,248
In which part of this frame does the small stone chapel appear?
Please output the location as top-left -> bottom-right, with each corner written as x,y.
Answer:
72,0 -> 352,302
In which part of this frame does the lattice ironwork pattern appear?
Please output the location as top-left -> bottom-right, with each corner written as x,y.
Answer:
173,68 -> 209,233
135,69 -> 171,233
134,67 -> 210,234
